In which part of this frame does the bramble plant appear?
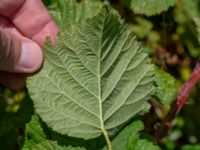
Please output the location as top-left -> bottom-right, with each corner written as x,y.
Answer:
0,0 -> 200,150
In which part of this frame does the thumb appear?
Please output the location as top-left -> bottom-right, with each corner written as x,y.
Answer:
0,28 -> 43,73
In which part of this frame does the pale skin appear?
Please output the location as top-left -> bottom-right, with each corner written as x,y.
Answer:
0,0 -> 59,89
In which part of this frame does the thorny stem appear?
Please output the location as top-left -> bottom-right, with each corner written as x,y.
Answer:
155,62 -> 200,144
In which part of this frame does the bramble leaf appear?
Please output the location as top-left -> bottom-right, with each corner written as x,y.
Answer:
27,9 -> 154,147
122,0 -> 176,16
155,68 -> 177,105
22,115 -> 47,149
49,0 -> 102,29
107,120 -> 144,150
103,120 -> 161,150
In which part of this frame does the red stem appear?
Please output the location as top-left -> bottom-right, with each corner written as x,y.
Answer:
155,62 -> 200,144
176,63 -> 200,113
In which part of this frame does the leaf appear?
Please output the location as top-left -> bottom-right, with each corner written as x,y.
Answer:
23,115 -> 47,149
103,120 -> 161,150
155,68 -> 177,104
27,8 -> 155,148
127,138 -> 161,150
125,121 -> 161,150
122,0 -> 176,16
106,120 -> 144,150
49,0 -> 102,29
23,115 -> 86,150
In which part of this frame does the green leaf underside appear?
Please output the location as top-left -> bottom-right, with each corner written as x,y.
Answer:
123,0 -> 176,16
27,9 -> 154,141
50,0 -> 102,29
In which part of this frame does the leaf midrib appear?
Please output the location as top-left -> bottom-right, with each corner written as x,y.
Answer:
97,12 -> 112,149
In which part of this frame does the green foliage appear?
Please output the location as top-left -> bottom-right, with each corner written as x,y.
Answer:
24,115 -> 160,150
49,0 -> 102,29
122,0 -> 176,16
103,120 -> 161,150
125,121 -> 160,150
179,0 -> 200,43
27,8 -> 155,148
155,68 -> 177,104
129,17 -> 153,39
23,115 -> 86,150
23,115 -> 47,149
108,120 -> 144,150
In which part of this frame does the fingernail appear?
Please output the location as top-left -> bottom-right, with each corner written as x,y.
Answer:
18,42 -> 42,72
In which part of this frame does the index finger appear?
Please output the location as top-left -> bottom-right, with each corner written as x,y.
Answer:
0,0 -> 58,46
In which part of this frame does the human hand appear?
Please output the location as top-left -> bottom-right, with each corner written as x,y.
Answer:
0,0 -> 58,89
